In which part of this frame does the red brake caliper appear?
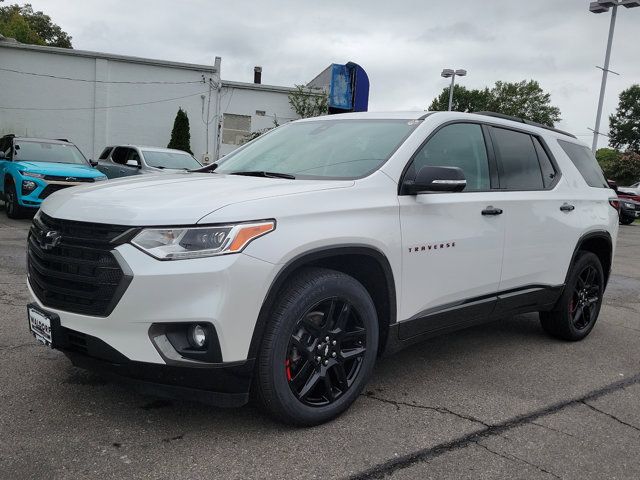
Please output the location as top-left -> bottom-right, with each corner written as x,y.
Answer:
285,359 -> 292,381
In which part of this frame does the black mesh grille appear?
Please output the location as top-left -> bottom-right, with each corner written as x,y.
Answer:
39,184 -> 72,199
27,213 -> 134,316
43,175 -> 95,182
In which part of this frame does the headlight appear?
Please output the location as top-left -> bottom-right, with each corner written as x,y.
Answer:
22,172 -> 45,179
21,180 -> 38,193
623,202 -> 634,208
94,176 -> 107,182
131,220 -> 275,260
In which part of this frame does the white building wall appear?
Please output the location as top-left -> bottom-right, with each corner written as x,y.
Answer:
0,42 -> 299,161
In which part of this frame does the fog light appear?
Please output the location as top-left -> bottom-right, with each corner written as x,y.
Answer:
188,324 -> 207,349
22,180 -> 37,194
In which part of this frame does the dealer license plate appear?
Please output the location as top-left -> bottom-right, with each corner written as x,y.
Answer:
28,306 -> 53,346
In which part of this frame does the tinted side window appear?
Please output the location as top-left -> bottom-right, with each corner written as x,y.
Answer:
99,147 -> 113,160
558,140 -> 608,188
111,147 -> 127,165
410,123 -> 490,191
491,127 -> 543,190
533,138 -> 557,188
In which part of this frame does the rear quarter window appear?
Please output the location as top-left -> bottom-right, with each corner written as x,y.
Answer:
558,140 -> 608,188
99,147 -> 113,160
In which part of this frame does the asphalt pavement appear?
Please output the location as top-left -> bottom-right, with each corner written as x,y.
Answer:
1,209 -> 639,480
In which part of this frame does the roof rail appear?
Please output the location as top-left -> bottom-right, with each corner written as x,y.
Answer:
475,111 -> 577,139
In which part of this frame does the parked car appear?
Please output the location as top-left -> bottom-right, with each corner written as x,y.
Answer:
0,135 -> 106,218
96,145 -> 201,179
619,181 -> 640,195
608,180 -> 640,225
26,111 -> 618,426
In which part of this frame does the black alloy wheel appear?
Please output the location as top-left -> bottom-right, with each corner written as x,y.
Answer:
285,297 -> 367,407
255,267 -> 378,426
568,264 -> 602,331
540,251 -> 604,341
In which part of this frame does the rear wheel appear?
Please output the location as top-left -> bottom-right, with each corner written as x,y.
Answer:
255,267 -> 378,426
540,251 -> 604,341
4,180 -> 29,219
620,216 -> 634,225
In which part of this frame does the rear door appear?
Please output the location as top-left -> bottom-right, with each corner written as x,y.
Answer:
489,127 -> 582,312
397,122 -> 505,339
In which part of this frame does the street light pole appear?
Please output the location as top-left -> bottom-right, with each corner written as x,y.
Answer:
447,74 -> 456,111
441,69 -> 467,111
592,4 -> 618,152
589,0 -> 639,153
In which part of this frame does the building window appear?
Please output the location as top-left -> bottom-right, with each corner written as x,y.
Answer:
222,114 -> 252,145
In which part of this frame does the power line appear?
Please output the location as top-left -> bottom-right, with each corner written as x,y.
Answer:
0,66 -> 206,85
0,90 -> 211,111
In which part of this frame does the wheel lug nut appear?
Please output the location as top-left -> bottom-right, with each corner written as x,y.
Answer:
316,356 -> 321,362
325,336 -> 330,341
331,352 -> 336,357
323,360 -> 328,366
332,340 -> 337,346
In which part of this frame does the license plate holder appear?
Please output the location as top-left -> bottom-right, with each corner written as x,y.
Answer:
27,303 -> 59,347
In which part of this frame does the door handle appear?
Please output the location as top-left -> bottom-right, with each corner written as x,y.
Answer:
481,206 -> 503,216
560,203 -> 575,212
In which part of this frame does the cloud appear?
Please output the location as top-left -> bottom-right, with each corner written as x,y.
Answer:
23,0 -> 640,146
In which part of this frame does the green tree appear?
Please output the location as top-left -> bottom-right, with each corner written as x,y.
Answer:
428,79 -> 561,127
488,80 -> 561,127
428,85 -> 492,113
288,85 -> 328,119
609,84 -> 640,154
0,3 -> 72,48
599,151 -> 640,185
596,147 -> 620,174
167,108 -> 192,154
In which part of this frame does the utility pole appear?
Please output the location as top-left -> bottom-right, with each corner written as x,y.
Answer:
589,0 -> 640,152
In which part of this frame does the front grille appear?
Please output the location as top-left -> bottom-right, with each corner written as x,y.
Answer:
27,213 -> 134,316
39,184 -> 72,199
43,175 -> 95,183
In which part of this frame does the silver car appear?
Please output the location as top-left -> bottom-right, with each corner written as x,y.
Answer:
95,145 -> 202,179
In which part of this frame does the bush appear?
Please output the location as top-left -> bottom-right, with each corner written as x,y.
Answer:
599,150 -> 640,185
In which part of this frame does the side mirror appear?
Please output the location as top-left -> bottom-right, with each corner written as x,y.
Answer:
125,159 -> 140,168
89,159 -> 98,167
403,166 -> 466,194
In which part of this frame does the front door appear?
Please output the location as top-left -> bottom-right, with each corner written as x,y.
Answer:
398,122 -> 505,339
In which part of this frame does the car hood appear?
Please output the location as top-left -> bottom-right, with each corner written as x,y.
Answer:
17,161 -> 103,178
41,173 -> 354,225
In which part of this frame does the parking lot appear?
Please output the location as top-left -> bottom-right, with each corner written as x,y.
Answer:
1,211 -> 639,480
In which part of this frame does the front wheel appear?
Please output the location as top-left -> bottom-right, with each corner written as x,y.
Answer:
4,180 -> 29,219
540,251 -> 604,341
255,267 -> 379,426
620,216 -> 634,226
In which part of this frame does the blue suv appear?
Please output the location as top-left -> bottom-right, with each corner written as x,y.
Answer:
0,135 -> 107,218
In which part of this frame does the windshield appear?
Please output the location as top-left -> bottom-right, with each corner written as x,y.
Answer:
216,119 -> 420,179
142,150 -> 201,169
13,141 -> 88,165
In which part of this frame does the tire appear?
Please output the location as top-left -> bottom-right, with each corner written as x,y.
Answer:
540,251 -> 604,341
4,180 -> 29,219
620,216 -> 634,225
255,267 -> 379,426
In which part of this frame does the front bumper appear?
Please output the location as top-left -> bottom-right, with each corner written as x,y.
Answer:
28,243 -> 276,364
46,314 -> 254,406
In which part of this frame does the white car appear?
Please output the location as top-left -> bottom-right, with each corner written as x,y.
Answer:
26,111 -> 618,426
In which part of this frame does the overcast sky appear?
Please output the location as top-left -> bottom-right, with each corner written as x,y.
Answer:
26,0 -> 639,148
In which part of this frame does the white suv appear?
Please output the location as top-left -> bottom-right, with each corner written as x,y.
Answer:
26,111 -> 618,426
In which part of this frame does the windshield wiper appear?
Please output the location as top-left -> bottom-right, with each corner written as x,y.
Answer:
187,162 -> 218,173
230,171 -> 295,179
